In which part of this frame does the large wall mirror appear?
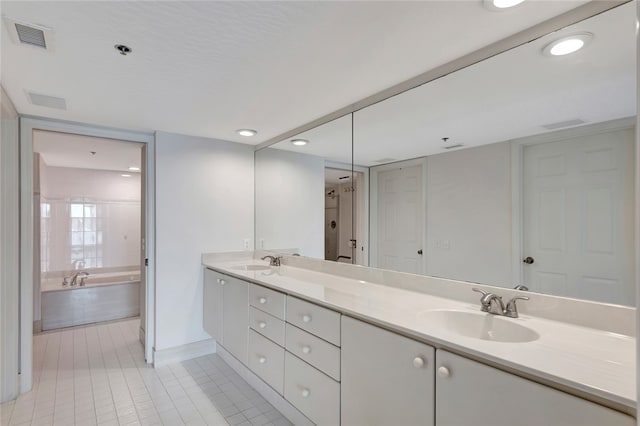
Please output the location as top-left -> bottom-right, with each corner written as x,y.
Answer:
256,114 -> 368,263
354,2 -> 635,306
255,2 -> 636,306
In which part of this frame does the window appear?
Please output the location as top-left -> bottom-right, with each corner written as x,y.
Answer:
70,200 -> 103,268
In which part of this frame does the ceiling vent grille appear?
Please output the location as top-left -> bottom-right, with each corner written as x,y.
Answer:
15,23 -> 46,48
27,92 -> 67,110
3,17 -> 54,50
541,119 -> 585,130
443,144 -> 464,150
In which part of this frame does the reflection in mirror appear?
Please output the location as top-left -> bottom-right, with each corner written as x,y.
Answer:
255,114 -> 368,263
353,3 -> 636,305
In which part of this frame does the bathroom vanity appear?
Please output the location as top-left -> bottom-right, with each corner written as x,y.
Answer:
202,252 -> 635,426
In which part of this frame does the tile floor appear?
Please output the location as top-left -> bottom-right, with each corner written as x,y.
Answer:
0,318 -> 293,426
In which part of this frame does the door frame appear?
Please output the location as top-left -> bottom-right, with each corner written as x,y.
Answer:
18,116 -> 156,394
369,157 -> 427,272
510,116 -> 636,288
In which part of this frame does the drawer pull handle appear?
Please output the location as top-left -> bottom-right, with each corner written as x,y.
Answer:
438,366 -> 450,378
302,345 -> 311,354
258,356 -> 267,364
302,314 -> 312,323
258,321 -> 267,329
301,388 -> 310,398
259,297 -> 267,304
413,356 -> 425,368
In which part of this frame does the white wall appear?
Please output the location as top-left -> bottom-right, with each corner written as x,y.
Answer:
255,148 -> 324,258
155,131 -> 254,352
39,164 -> 141,273
426,142 -> 512,286
1,87 -> 20,403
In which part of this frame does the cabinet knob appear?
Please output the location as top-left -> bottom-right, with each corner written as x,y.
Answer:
259,297 -> 267,304
301,388 -> 310,398
258,321 -> 267,329
216,278 -> 220,283
412,356 -> 425,368
302,345 -> 311,354
219,279 -> 225,286
302,314 -> 312,323
438,366 -> 451,378
258,356 -> 266,364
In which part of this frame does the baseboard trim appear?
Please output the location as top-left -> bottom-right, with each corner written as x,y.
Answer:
153,338 -> 216,367
33,320 -> 42,334
216,345 -> 314,426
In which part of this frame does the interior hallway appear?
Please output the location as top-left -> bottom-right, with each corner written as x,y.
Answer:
0,319 -> 292,426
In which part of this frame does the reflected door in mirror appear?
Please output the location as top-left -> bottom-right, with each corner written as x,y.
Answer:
523,127 -> 635,305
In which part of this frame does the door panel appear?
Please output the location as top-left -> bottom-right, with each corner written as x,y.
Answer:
523,128 -> 634,305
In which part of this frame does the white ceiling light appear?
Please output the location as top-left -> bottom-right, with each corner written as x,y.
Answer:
121,174 -> 132,177
236,129 -> 257,137
483,0 -> 525,11
542,32 -> 593,56
128,166 -> 140,171
291,139 -> 308,146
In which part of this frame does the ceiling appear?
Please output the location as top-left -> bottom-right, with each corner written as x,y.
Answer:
274,1 -> 636,166
33,130 -> 143,172
1,1 -> 588,145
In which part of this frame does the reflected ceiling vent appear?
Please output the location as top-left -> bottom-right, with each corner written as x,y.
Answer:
443,144 -> 464,150
3,17 -> 54,50
541,118 -> 585,130
27,92 -> 67,110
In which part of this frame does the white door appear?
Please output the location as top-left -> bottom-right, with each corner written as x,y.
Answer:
523,128 -> 634,305
376,164 -> 424,274
325,207 -> 338,261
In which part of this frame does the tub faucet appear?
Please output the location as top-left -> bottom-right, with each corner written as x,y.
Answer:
72,259 -> 85,270
261,255 -> 281,266
70,271 -> 89,286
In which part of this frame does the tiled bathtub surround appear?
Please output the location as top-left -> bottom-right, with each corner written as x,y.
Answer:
0,319 -> 291,426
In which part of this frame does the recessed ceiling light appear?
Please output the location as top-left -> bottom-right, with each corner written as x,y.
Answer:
483,0 -> 525,11
542,33 -> 593,56
291,139 -> 308,146
121,174 -> 132,178
128,166 -> 140,171
236,129 -> 257,137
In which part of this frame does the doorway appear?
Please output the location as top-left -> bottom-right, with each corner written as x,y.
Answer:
32,130 -> 144,332
18,117 -> 155,395
521,126 -> 635,305
324,167 -> 366,264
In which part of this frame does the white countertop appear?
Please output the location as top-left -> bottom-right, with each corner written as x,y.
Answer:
202,257 -> 636,414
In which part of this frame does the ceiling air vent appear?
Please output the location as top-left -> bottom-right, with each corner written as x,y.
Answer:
541,119 -> 585,130
443,144 -> 464,150
27,92 -> 67,110
3,17 -> 54,50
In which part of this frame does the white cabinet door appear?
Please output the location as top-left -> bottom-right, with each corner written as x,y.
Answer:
436,350 -> 634,426
341,316 -> 435,426
203,268 -> 223,343
222,274 -> 249,365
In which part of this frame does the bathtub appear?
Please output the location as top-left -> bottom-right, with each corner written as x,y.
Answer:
41,270 -> 140,331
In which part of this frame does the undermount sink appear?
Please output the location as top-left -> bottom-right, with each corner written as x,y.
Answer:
418,309 -> 540,343
230,264 -> 272,271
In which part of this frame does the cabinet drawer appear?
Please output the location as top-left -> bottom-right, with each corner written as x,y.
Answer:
248,330 -> 285,395
284,352 -> 339,426
249,306 -> 285,347
249,284 -> 286,320
286,296 -> 341,346
285,323 -> 340,381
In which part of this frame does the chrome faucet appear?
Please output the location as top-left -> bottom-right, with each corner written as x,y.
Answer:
472,288 -> 529,318
70,271 -> 89,286
261,255 -> 281,266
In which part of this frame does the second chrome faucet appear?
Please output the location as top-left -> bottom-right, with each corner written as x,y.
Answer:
472,288 -> 529,318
